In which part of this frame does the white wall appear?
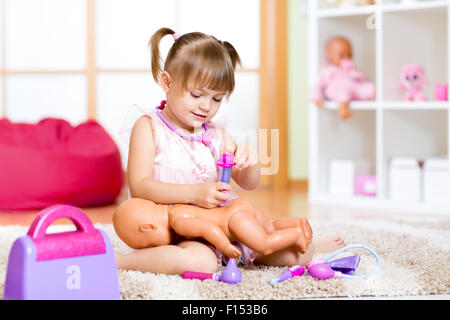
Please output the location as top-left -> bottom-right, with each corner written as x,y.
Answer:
1,0 -> 260,169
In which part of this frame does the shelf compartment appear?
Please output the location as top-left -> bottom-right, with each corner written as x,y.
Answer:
382,109 -> 448,198
317,14 -> 377,97
317,109 -> 377,194
382,6 -> 448,101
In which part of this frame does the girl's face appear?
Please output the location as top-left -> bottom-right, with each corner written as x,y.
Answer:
162,72 -> 226,132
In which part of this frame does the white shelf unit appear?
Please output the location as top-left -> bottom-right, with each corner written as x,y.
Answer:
307,0 -> 450,214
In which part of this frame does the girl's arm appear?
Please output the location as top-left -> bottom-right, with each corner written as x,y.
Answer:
127,116 -> 232,207
127,116 -> 194,204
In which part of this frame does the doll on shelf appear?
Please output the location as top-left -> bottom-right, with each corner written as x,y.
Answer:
113,198 -> 313,262
310,36 -> 376,119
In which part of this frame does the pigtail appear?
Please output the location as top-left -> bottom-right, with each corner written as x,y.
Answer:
223,41 -> 242,70
149,27 -> 176,83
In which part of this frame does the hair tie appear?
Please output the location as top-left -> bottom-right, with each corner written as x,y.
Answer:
173,33 -> 182,41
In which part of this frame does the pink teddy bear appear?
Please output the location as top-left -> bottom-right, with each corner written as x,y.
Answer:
310,37 -> 376,119
399,64 -> 428,101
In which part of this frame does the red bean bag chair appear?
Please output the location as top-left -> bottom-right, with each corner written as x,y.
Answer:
0,118 -> 123,210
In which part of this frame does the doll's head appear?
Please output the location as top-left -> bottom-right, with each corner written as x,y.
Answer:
113,198 -> 174,249
326,36 -> 353,67
399,64 -> 428,90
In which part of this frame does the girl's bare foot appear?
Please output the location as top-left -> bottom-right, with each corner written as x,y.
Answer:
313,235 -> 346,254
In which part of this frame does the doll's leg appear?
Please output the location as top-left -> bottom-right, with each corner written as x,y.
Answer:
339,101 -> 352,119
228,199 -> 274,234
255,218 -> 345,267
254,236 -> 346,267
228,210 -> 308,255
254,241 -> 315,267
271,217 -> 313,246
115,240 -> 218,275
231,200 -> 312,253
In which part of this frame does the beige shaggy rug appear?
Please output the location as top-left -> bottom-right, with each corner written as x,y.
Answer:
0,213 -> 449,299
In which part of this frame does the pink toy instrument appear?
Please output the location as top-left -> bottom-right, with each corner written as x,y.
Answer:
3,204 -> 120,300
182,258 -> 241,285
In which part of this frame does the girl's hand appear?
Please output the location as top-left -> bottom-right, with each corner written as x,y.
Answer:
233,143 -> 258,171
193,182 -> 232,208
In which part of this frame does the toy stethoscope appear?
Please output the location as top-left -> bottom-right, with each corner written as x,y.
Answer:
315,244 -> 381,279
270,244 -> 381,285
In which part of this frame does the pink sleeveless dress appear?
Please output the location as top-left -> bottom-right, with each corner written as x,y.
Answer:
147,108 -> 224,185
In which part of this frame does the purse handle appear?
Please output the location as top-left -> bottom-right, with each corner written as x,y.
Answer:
27,204 -> 96,240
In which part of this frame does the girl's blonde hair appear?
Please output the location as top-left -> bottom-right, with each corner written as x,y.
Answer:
149,27 -> 241,96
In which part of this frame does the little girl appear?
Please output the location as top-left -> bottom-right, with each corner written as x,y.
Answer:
115,27 -> 345,275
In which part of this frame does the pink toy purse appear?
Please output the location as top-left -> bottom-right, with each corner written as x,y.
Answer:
3,204 -> 120,300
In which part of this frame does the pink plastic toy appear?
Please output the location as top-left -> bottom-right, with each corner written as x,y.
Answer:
182,258 -> 242,285
399,64 -> 428,101
354,174 -> 376,197
307,259 -> 339,280
435,83 -> 448,101
3,204 -> 120,300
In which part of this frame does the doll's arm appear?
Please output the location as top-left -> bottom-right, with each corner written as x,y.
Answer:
310,80 -> 325,102
310,66 -> 338,102
171,217 -> 242,258
348,68 -> 367,81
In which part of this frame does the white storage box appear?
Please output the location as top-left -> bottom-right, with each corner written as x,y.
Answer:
328,159 -> 371,196
423,158 -> 450,203
389,158 -> 422,201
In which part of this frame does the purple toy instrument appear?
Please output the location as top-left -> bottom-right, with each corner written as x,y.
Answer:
3,204 -> 120,300
182,258 -> 241,285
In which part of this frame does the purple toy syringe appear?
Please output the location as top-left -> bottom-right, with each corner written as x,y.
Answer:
217,153 -> 235,184
269,265 -> 306,285
217,153 -> 235,207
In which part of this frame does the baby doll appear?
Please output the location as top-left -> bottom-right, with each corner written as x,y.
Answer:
399,64 -> 428,101
113,198 -> 313,261
310,36 -> 376,119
